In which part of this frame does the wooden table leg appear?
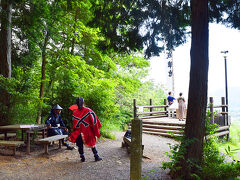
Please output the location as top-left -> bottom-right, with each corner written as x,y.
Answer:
21,130 -> 24,141
26,132 -> 30,154
44,144 -> 49,155
59,140 -> 62,149
13,147 -> 16,156
42,129 -> 46,138
4,132 -> 7,140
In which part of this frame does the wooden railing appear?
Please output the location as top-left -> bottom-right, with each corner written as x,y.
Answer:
133,99 -> 168,119
208,97 -> 229,140
208,97 -> 229,125
133,97 -> 230,139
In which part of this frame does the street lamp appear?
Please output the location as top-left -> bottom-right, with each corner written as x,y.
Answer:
220,50 -> 229,122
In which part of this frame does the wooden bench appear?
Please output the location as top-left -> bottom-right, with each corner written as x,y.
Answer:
37,135 -> 68,155
0,140 -> 25,155
122,136 -> 144,154
0,133 -> 17,140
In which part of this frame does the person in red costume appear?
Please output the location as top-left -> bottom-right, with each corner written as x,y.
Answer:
69,97 -> 102,162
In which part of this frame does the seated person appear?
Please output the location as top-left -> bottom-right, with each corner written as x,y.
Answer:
167,91 -> 175,105
45,104 -> 74,150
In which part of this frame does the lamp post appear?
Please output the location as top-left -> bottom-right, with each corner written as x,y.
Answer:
220,50 -> 229,123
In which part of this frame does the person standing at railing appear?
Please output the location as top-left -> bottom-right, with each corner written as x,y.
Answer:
177,93 -> 186,121
167,91 -> 176,105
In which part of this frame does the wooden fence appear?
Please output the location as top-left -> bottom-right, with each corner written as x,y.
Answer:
133,99 -> 168,119
129,97 -> 230,179
208,97 -> 230,140
133,97 -> 230,139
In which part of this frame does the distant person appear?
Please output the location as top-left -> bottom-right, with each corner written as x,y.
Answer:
45,104 -> 74,150
68,97 -> 102,162
167,92 -> 175,105
177,93 -> 186,121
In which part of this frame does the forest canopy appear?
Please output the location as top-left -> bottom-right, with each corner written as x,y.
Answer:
0,0 -> 166,131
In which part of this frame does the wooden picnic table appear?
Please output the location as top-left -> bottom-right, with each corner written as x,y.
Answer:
0,124 -> 47,154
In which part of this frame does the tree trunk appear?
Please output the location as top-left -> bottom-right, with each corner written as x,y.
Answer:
36,31 -> 49,124
70,8 -> 79,55
181,0 -> 209,178
0,0 -> 12,125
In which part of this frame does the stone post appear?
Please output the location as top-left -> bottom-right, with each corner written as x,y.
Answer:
130,117 -> 142,180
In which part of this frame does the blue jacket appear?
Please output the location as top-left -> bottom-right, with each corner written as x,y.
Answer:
45,109 -> 66,128
167,96 -> 175,104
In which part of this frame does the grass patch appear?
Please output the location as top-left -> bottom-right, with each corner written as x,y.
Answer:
218,121 -> 240,160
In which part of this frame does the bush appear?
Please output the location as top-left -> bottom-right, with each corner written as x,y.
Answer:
162,113 -> 240,180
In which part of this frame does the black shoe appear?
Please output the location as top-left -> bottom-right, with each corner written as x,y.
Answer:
80,155 -> 85,162
67,146 -> 74,150
95,156 -> 102,161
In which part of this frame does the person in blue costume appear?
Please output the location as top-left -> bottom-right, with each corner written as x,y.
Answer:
167,92 -> 175,105
45,104 -> 74,150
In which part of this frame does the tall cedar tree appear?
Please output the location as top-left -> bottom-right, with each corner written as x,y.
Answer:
0,0 -> 13,125
179,0 -> 209,178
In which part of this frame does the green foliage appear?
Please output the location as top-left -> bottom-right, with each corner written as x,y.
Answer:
89,0 -> 190,57
1,0 -> 170,139
162,135 -> 201,179
99,126 -> 117,140
218,121 -> 240,160
205,110 -> 219,136
202,137 -> 240,180
162,113 -> 240,180
89,0 -> 240,58
0,75 -> 39,125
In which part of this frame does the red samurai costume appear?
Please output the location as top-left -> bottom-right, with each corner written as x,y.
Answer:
69,97 -> 102,162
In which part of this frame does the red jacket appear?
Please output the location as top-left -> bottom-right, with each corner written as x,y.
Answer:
68,105 -> 102,147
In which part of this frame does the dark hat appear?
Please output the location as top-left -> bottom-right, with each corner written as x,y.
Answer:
53,104 -> 63,110
76,97 -> 84,109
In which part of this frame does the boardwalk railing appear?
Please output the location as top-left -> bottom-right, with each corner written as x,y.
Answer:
208,97 -> 229,140
133,97 -> 230,139
133,99 -> 168,119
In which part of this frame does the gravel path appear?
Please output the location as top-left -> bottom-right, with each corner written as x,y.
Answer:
0,131 -> 178,180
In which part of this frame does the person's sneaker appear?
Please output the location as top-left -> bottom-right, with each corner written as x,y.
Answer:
95,156 -> 102,161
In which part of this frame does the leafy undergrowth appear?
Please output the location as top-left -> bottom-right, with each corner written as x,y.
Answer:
218,121 -> 240,161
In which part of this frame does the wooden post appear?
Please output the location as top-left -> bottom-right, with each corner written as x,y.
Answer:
164,99 -> 167,116
59,140 -> 62,149
21,130 -> 24,141
13,147 -> 16,156
130,117 -> 142,180
221,97 -> 230,141
221,97 -> 226,126
26,132 -> 30,154
150,99 -> 152,116
42,129 -> 46,138
4,132 -> 7,140
133,99 -> 137,119
44,144 -> 49,155
209,97 -> 214,123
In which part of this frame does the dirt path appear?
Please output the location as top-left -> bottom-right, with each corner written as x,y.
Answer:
0,131 -> 177,180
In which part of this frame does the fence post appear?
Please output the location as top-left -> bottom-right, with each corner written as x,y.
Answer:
130,117 -> 142,180
221,97 -> 226,126
133,99 -> 137,119
150,99 -> 152,116
164,99 -> 167,116
209,97 -> 214,123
